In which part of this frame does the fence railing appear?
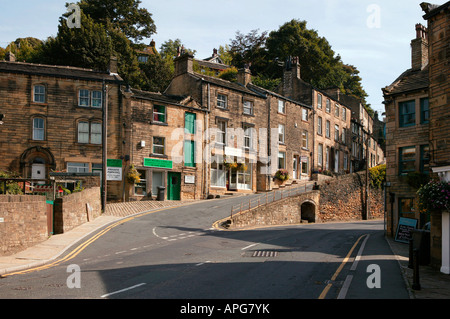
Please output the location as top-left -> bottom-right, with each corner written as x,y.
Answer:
230,182 -> 314,219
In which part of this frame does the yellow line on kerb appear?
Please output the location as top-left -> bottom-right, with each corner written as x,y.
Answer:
318,234 -> 366,300
2,207 -> 173,277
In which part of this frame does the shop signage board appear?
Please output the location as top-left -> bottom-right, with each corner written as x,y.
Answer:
144,158 -> 173,169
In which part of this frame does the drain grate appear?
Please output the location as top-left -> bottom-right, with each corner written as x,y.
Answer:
252,251 -> 278,258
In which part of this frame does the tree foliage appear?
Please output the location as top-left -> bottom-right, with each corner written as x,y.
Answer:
227,20 -> 373,114
77,0 -> 156,43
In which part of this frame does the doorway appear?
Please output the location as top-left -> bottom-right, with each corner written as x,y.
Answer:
32,163 -> 46,184
168,172 -> 181,200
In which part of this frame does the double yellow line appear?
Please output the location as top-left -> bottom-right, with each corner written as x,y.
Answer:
2,208 -> 170,277
318,234 -> 366,299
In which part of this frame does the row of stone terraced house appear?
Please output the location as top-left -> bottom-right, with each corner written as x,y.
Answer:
0,48 -> 385,203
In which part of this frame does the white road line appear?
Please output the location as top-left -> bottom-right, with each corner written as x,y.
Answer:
339,234 -> 370,299
350,234 -> 370,271
101,283 -> 146,298
241,243 -> 259,251
337,275 -> 354,299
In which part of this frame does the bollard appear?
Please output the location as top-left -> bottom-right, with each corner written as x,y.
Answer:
408,239 -> 414,269
412,248 -> 421,291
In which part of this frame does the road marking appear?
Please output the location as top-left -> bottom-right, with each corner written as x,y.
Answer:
241,243 -> 259,251
2,206 -> 180,277
318,234 -> 367,299
337,275 -> 354,299
350,234 -> 370,271
101,283 -> 146,298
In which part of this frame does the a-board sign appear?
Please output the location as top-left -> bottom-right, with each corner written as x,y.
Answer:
395,217 -> 418,244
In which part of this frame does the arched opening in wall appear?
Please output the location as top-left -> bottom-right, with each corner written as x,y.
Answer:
301,201 -> 316,223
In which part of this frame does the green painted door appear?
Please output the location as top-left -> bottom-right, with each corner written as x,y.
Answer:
168,172 -> 181,200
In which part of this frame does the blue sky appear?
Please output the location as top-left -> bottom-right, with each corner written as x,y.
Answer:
0,0 -> 442,117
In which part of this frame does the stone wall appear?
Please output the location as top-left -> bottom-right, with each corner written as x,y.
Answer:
0,195 -> 48,256
318,172 -> 384,222
54,187 -> 101,234
224,172 -> 384,230
229,191 -> 320,229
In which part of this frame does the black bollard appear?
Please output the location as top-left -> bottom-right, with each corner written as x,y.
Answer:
412,248 -> 421,291
408,239 -> 414,269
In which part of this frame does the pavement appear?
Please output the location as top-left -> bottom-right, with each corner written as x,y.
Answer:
1,199 -> 449,299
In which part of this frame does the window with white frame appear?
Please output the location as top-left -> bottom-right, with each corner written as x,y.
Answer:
326,99 -> 331,113
79,89 -> 90,107
342,108 -> 347,121
318,116 -> 323,135
318,144 -> 324,167
216,120 -> 227,145
278,124 -> 285,143
78,121 -> 102,144
217,94 -> 227,109
67,162 -> 89,173
326,120 -> 330,138
34,85 -> 46,103
91,91 -> 102,108
317,94 -> 322,109
243,125 -> 253,150
342,128 -> 346,144
153,105 -> 166,123
32,118 -> 45,141
243,100 -> 253,115
278,100 -> 285,114
211,161 -> 226,187
302,108 -> 308,121
78,89 -> 102,108
335,125 -> 340,142
335,104 -> 340,117
278,152 -> 286,169
302,130 -> 308,149
153,137 -> 165,155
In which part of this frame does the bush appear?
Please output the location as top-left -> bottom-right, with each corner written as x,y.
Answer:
0,170 -> 23,194
369,164 -> 386,189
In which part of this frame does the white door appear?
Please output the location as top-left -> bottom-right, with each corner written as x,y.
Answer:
32,164 -> 46,184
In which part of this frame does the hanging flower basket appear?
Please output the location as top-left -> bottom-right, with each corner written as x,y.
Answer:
126,165 -> 141,184
223,159 -> 247,171
417,180 -> 450,214
274,169 -> 290,182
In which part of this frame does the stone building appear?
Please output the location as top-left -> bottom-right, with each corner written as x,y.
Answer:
421,0 -> 450,273
383,23 -> 431,235
277,57 -> 353,176
121,89 -> 207,201
165,54 -> 313,196
0,56 -> 125,201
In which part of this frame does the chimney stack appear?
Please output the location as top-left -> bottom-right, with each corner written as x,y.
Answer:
411,23 -> 428,70
237,66 -> 252,86
109,56 -> 118,75
174,53 -> 194,77
5,51 -> 16,62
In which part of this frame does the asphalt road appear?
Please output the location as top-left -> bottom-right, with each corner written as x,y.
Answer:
0,194 -> 410,304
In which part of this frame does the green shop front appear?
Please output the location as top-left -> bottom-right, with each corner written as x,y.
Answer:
132,158 -> 183,201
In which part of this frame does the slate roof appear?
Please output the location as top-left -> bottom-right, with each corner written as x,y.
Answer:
382,65 -> 429,96
0,61 -> 122,83
130,88 -> 191,106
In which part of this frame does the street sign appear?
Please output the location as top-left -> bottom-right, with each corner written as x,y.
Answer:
107,159 -> 123,181
395,217 -> 418,244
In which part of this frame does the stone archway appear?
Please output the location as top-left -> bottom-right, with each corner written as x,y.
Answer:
20,146 -> 56,179
300,201 -> 317,223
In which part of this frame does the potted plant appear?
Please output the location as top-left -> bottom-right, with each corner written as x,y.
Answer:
274,169 -> 290,183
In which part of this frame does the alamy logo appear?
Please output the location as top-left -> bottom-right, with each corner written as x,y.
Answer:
66,3 -> 81,29
367,4 -> 381,29
366,264 -> 381,289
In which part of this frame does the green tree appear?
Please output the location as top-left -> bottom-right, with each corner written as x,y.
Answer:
159,39 -> 196,73
77,0 -> 156,43
139,53 -> 173,92
35,10 -> 142,87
